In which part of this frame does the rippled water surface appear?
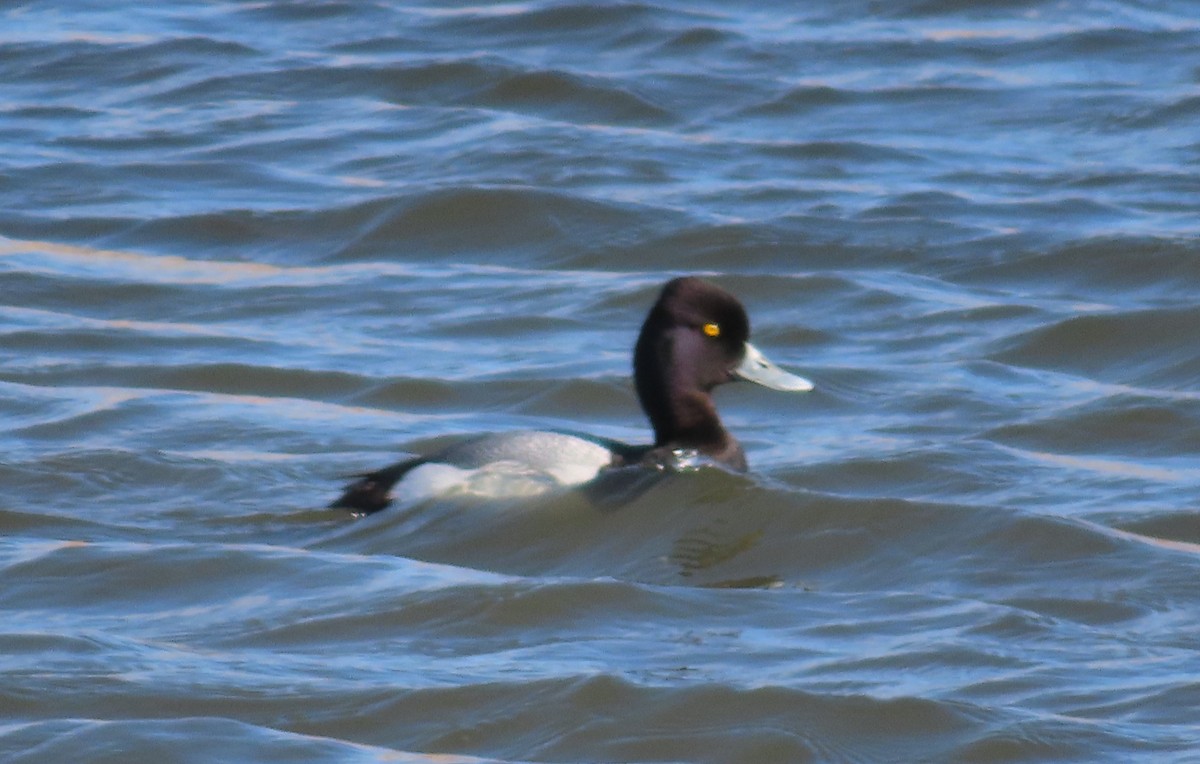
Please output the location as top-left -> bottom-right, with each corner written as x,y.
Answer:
3,1 -> 1200,762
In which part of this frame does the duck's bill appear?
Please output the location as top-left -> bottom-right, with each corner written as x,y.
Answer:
735,342 -> 814,392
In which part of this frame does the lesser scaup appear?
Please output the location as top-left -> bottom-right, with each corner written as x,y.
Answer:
332,276 -> 812,513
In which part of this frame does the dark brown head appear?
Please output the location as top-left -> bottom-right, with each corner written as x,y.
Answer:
632,277 -> 812,468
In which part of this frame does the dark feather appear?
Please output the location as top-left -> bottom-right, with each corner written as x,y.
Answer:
329,457 -> 427,514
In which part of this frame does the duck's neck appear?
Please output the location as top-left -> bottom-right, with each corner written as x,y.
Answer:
650,383 -> 713,440
634,330 -> 745,467
644,390 -> 747,470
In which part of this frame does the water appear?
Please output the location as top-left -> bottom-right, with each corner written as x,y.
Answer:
2,1 -> 1200,761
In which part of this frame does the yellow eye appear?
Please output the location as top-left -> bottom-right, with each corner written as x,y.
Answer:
702,322 -> 720,338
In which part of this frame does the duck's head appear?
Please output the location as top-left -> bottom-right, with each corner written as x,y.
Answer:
632,277 -> 812,466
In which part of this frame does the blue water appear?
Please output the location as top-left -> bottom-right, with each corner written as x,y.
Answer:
3,1 -> 1200,762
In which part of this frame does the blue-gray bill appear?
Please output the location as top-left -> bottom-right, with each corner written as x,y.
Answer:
734,342 -> 814,392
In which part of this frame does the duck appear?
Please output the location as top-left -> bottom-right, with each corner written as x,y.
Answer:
331,276 -> 813,513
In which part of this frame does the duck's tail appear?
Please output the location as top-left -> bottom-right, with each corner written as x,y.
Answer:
329,458 -> 426,514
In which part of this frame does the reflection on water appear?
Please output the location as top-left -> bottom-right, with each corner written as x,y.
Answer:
671,520 -> 774,587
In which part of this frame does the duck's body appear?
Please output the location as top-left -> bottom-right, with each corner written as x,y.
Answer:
331,277 -> 812,513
